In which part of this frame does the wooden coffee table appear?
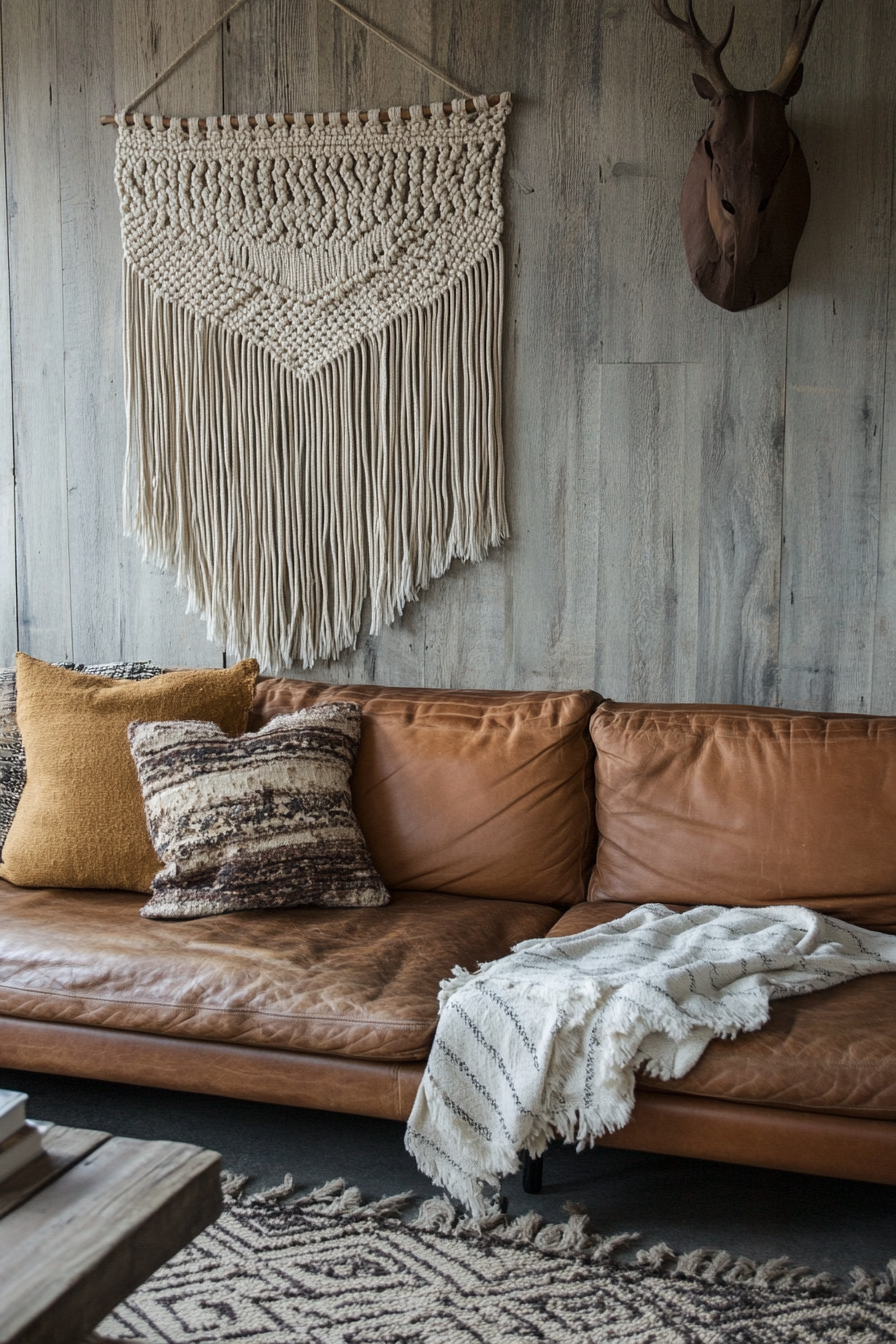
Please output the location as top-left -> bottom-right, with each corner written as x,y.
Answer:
0,1123 -> 222,1344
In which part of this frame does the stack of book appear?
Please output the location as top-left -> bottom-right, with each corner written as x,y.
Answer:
0,1089 -> 44,1184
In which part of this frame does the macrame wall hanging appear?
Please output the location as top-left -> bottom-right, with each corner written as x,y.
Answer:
106,0 -> 511,671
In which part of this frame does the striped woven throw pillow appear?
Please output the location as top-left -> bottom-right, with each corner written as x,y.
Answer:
0,661 -> 162,860
129,702 -> 389,920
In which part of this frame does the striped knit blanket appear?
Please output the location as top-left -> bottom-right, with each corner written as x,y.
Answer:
405,903 -> 896,1213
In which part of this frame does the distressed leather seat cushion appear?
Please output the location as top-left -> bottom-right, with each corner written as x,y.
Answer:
0,879 -> 558,1061
550,902 -> 896,1120
249,678 -> 600,906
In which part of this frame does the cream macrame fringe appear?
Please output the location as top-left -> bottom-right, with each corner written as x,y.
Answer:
123,247 -> 506,671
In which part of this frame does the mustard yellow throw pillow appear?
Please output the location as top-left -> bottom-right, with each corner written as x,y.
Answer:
0,654 -> 258,893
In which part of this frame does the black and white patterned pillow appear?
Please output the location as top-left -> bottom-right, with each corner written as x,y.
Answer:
130,702 -> 390,920
0,661 -> 163,859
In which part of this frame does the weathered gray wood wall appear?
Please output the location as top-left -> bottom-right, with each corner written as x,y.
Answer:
2,0 -> 895,711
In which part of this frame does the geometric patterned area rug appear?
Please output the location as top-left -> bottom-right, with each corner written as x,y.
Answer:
101,1176 -> 896,1344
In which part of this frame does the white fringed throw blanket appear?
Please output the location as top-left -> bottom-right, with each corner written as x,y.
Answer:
406,903 -> 896,1214
115,95 -> 510,670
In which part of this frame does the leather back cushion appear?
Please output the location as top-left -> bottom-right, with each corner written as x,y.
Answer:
589,701 -> 896,931
250,679 -> 600,905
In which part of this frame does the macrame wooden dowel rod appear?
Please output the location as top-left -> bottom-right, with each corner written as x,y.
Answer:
100,95 -> 505,129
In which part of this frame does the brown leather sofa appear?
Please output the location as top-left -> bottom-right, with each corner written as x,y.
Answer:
0,678 -> 894,1191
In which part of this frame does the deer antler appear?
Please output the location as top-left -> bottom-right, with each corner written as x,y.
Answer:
651,0 -> 737,97
767,0 -> 827,96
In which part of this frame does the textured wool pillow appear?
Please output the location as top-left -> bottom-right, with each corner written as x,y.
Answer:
0,654 -> 258,892
0,661 -> 163,859
129,703 -> 390,920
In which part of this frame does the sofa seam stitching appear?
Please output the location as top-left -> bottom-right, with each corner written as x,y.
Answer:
0,981 -> 433,1028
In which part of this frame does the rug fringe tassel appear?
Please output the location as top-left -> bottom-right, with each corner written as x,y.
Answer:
849,1259 -> 896,1301
240,1174 -> 416,1220
246,1172 -> 296,1203
222,1173 -> 891,1299
220,1169 -> 251,1199
123,247 -> 507,671
636,1241 -> 837,1293
412,1194 -> 638,1262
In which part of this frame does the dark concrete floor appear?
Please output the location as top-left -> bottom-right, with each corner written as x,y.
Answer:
2,1065 -> 893,1288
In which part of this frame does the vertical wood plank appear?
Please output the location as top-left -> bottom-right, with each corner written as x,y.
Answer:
56,0 -> 124,664
4,0 -> 71,662
595,363 -> 701,702
0,4 -> 17,663
778,0 -> 896,712
871,101 -> 896,714
417,0 -> 513,688
108,0 -> 226,666
498,0 -> 604,692
223,0 -> 318,113
695,298 -> 787,706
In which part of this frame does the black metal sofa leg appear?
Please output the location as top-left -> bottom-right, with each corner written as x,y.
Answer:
522,1152 -> 543,1194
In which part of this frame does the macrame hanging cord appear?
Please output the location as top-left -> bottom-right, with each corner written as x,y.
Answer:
114,1 -> 510,672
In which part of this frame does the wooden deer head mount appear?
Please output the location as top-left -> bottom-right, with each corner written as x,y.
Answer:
652,0 -> 828,312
